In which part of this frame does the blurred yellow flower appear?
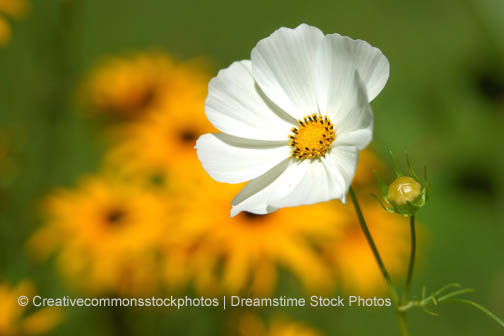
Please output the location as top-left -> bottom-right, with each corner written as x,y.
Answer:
0,16 -> 10,46
323,197 -> 410,295
160,147 -> 393,296
237,313 -> 322,336
164,180 -> 337,297
0,280 -> 62,336
84,52 -> 209,120
105,100 -> 216,185
57,248 -> 161,297
0,0 -> 29,17
29,176 -> 171,296
94,53 -> 217,186
0,0 -> 29,46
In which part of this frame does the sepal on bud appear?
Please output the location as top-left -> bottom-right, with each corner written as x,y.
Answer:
372,151 -> 429,217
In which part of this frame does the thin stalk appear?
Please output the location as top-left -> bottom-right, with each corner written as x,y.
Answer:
398,313 -> 409,336
404,215 -> 416,301
349,187 -> 408,335
348,187 -> 398,303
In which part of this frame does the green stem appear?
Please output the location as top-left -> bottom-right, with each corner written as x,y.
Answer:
404,215 -> 416,301
348,187 -> 407,335
398,313 -> 409,336
348,187 -> 398,302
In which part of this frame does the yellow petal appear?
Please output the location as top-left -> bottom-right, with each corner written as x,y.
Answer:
22,307 -> 63,335
0,0 -> 29,19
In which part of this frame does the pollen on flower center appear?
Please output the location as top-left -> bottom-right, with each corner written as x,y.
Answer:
288,114 -> 336,160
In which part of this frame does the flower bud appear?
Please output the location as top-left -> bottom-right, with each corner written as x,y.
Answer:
372,152 -> 429,217
387,176 -> 422,206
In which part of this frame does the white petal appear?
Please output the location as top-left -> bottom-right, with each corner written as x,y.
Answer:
334,74 -> 373,150
271,158 -> 348,208
251,24 -> 324,120
230,159 -> 307,217
333,129 -> 372,151
231,145 -> 359,216
206,60 -> 295,141
196,133 -> 291,184
316,33 -> 389,104
323,145 -> 360,199
318,64 -> 374,150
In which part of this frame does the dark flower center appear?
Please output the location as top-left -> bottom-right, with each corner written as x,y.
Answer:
104,207 -> 127,228
180,129 -> 198,143
242,211 -> 270,225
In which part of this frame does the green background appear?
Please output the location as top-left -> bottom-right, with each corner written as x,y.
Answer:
0,0 -> 503,335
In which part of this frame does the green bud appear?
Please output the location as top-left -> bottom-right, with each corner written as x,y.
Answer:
387,176 -> 422,206
372,152 -> 428,217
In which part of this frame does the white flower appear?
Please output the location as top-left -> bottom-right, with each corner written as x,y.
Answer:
196,24 -> 389,217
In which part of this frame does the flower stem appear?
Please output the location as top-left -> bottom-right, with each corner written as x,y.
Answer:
398,313 -> 409,336
348,187 -> 408,335
348,187 -> 398,302
404,215 -> 416,301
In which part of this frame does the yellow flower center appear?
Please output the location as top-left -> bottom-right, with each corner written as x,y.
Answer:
289,114 -> 336,160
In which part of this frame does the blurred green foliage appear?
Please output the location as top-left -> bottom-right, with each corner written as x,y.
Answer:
0,0 -> 503,335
